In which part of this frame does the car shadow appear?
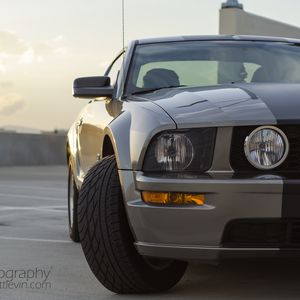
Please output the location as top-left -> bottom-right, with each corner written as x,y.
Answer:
107,259 -> 300,299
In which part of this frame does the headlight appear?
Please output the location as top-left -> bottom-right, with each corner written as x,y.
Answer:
143,128 -> 216,172
154,133 -> 194,171
244,126 -> 289,170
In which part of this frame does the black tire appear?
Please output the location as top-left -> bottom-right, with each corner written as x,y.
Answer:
78,155 -> 187,294
68,165 -> 80,242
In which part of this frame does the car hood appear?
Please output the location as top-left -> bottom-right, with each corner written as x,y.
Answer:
131,83 -> 300,128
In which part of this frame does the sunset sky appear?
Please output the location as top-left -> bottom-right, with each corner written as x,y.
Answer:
1,0 -> 300,131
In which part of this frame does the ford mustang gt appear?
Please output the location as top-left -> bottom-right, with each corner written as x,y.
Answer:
67,35 -> 300,293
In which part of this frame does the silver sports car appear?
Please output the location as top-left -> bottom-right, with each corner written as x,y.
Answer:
67,35 -> 300,294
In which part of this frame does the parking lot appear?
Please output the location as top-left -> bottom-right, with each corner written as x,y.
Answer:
1,166 -> 300,299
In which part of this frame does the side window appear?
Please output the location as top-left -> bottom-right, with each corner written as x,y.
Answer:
106,53 -> 124,86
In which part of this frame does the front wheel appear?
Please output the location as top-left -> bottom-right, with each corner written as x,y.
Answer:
78,155 -> 187,294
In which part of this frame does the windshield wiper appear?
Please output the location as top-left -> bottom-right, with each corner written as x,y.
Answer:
131,85 -> 187,95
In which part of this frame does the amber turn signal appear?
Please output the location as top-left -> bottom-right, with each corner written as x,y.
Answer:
142,191 -> 205,205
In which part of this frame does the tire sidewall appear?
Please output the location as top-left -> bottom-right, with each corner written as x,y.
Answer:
68,164 -> 80,242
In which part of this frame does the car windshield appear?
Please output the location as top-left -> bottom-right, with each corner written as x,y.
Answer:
126,40 -> 300,95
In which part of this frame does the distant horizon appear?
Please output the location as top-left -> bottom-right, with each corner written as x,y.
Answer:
0,124 -> 67,134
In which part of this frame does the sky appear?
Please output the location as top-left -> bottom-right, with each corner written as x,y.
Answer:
1,0 -> 300,131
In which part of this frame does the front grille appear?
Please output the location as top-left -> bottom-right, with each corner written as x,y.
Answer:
223,219 -> 300,248
230,125 -> 300,172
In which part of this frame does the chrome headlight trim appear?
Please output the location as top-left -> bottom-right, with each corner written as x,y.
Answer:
244,126 -> 290,170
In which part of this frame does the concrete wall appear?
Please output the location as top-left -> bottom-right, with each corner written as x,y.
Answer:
220,8 -> 300,38
0,132 -> 66,166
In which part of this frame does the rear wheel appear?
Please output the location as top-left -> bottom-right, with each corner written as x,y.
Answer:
68,165 -> 80,242
78,155 -> 187,294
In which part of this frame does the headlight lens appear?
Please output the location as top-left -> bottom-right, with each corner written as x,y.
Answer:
143,128 -> 217,172
244,126 -> 289,170
155,134 -> 194,171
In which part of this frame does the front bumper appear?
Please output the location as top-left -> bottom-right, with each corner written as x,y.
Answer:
119,170 -> 300,261
136,242 -> 300,261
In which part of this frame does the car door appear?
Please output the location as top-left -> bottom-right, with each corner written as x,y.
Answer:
76,52 -> 125,177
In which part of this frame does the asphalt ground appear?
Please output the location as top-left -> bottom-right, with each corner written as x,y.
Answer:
1,166 -> 300,299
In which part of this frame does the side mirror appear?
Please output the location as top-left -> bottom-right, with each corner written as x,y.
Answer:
73,76 -> 114,99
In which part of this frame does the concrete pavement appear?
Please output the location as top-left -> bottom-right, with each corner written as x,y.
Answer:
0,166 -> 300,299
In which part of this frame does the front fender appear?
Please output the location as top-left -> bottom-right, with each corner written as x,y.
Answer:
105,101 -> 176,171
67,123 -> 77,161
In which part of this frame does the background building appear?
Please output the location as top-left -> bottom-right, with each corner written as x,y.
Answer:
220,0 -> 300,38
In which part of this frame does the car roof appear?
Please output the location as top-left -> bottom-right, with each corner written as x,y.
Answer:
135,35 -> 300,45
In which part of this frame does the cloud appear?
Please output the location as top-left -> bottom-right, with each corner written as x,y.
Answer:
0,31 -> 67,70
0,82 -> 24,116
0,81 -> 14,89
18,47 -> 35,64
0,93 -> 25,115
32,35 -> 68,60
0,53 -> 9,73
0,64 -> 5,73
0,30 -> 27,55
